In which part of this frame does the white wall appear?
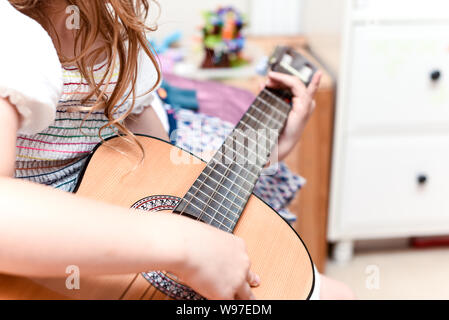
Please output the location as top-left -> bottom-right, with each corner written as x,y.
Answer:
149,0 -> 303,42
302,0 -> 346,74
149,0 -> 250,42
249,0 -> 303,36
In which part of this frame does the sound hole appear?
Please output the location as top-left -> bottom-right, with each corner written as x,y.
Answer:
130,195 -> 204,300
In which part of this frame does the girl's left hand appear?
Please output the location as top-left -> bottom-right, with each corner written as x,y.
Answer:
266,70 -> 322,162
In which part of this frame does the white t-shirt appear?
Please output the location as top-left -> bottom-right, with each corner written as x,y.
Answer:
0,0 -> 63,134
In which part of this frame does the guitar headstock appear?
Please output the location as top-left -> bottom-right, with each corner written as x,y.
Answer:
268,46 -> 318,86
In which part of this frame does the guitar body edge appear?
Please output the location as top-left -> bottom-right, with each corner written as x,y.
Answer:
0,135 -> 314,300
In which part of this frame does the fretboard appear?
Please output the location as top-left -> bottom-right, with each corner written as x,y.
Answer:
174,88 -> 292,232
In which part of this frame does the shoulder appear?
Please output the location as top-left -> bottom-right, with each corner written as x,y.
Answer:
136,48 -> 161,95
131,47 -> 161,109
0,1 -> 62,135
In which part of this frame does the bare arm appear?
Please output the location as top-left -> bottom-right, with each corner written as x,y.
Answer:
0,97 -> 19,177
125,106 -> 169,141
0,98 -> 189,277
0,98 -> 257,299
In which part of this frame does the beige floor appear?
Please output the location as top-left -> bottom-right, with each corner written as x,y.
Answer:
326,247 -> 449,300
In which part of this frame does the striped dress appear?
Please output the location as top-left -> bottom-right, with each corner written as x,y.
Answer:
15,60 -> 304,222
15,61 -> 154,192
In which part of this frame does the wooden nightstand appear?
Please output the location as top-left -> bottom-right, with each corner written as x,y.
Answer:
223,36 -> 335,272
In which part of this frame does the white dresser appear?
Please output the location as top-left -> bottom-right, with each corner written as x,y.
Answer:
303,0 -> 449,261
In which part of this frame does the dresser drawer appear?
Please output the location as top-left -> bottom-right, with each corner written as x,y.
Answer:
337,136 -> 449,237
347,24 -> 449,132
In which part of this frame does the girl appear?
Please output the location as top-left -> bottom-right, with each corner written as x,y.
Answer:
0,0 -> 353,299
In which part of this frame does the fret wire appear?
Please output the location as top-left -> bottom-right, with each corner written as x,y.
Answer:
199,135 -> 269,227
218,138 -> 266,167
203,153 -> 260,227
206,148 -> 266,214
254,101 -> 288,130
199,169 -> 251,206
216,137 -> 273,226
242,111 -> 268,130
202,162 -> 246,228
181,192 -> 235,228
238,98 -> 286,141
194,128 -> 252,224
188,184 -> 241,219
203,163 -> 258,227
210,89 -> 288,227
219,94 -> 286,178
262,88 -> 291,111
225,87 -> 285,181
198,171 -> 250,204
214,147 -> 260,180
260,90 -> 286,111
261,88 -> 284,106
231,126 -> 273,156
236,129 -> 271,155
208,129 -> 272,227
180,87 -> 290,229
197,162 -> 252,211
201,165 -> 250,228
258,89 -> 290,135
256,94 -> 287,119
234,123 -> 278,156
242,113 -> 272,131
249,89 -> 286,164
249,105 -> 284,128
197,168 -> 222,227
252,95 -> 288,125
198,148 -> 248,228
259,89 -> 290,119
207,157 -> 257,190
211,162 -> 250,227
180,196 -> 234,231
177,158 -> 237,227
252,95 -> 287,147
255,96 -> 288,120
206,146 -> 259,228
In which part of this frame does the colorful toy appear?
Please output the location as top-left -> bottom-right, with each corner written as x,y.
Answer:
200,7 -> 249,69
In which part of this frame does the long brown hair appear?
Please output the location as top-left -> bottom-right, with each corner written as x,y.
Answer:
10,0 -> 161,155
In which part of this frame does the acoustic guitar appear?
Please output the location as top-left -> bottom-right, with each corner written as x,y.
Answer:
0,46 -> 317,300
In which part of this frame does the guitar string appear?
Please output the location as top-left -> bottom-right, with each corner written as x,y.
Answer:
151,89 -> 291,300
199,127 -> 260,226
202,91 -> 287,228
191,89 -> 289,229
175,100 -> 265,226
193,99 -> 274,228
180,89 -> 288,228
205,89 -> 289,228
203,89 -> 290,228
179,90 -> 289,229
190,133 -> 265,227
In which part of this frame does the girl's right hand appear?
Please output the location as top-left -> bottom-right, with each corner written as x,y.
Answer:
175,220 -> 260,300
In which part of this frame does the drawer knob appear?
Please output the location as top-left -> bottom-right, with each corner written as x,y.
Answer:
430,70 -> 441,82
417,174 -> 428,186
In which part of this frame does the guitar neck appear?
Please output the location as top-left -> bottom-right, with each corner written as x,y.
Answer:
174,88 -> 292,232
